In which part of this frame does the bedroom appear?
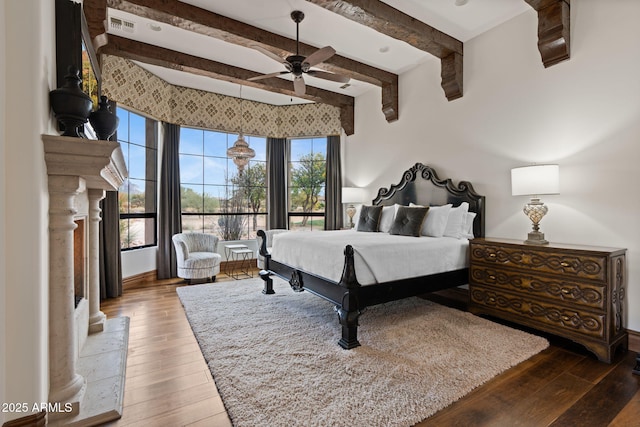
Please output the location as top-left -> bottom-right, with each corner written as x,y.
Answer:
2,0 -> 640,426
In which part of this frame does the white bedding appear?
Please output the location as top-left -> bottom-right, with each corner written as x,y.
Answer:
270,229 -> 469,286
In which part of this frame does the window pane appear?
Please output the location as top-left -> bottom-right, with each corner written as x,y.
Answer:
204,131 -> 228,157
290,139 -> 312,161
128,113 -> 146,146
180,128 -> 203,155
203,156 -> 228,185
128,179 -> 146,213
181,184 -> 204,213
203,185 -> 223,213
115,107 -> 159,250
127,144 -> 146,180
179,154 -> 204,184
247,136 -> 266,162
116,108 -> 129,139
179,127 -> 267,241
288,137 -> 327,231
181,214 -> 202,233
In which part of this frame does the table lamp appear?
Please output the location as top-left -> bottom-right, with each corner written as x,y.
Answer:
342,187 -> 365,228
511,164 -> 559,245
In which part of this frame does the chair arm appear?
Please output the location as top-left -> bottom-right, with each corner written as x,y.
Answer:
173,240 -> 189,262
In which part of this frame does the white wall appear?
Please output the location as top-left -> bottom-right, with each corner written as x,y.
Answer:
122,247 -> 158,278
344,1 -> 640,331
2,0 -> 56,422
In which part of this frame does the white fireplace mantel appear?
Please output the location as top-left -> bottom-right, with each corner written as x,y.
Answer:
43,134 -> 129,426
42,134 -> 126,191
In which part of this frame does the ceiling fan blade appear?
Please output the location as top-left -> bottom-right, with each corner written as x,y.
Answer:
303,46 -> 336,67
247,71 -> 290,81
251,45 -> 289,66
293,76 -> 306,96
306,70 -> 350,84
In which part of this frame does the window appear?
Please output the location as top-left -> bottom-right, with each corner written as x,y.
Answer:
179,128 -> 267,241
116,108 -> 158,250
288,137 -> 326,231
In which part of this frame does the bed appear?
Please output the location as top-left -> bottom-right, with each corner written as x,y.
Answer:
257,162 -> 485,349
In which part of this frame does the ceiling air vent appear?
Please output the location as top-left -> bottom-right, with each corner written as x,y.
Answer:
109,16 -> 135,33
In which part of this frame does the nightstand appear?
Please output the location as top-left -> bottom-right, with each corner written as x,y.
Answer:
468,237 -> 627,363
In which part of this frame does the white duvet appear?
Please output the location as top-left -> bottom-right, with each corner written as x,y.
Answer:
270,229 -> 469,286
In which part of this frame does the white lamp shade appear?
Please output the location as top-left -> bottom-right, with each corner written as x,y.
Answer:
511,165 -> 560,196
342,187 -> 366,204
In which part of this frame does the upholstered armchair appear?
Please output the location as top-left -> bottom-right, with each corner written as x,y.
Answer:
256,229 -> 289,269
172,233 -> 222,284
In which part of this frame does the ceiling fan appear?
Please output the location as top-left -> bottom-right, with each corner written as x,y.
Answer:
248,10 -> 350,96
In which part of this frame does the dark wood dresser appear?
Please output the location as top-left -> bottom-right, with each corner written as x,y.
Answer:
469,237 -> 627,363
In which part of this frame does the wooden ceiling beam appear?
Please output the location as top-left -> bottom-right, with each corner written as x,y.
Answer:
100,0 -> 398,122
100,35 -> 356,135
524,0 -> 570,68
305,0 -> 464,101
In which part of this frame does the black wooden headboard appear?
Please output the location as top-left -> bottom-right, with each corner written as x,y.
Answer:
372,163 -> 485,238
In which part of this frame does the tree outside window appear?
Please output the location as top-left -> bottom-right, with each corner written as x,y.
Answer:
288,137 -> 326,231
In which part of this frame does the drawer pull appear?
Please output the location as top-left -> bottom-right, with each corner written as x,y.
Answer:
562,315 -> 571,321
561,288 -> 571,294
560,262 -> 570,267
488,275 -> 496,280
488,253 -> 496,258
488,297 -> 496,303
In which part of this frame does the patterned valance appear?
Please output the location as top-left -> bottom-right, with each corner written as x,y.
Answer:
101,55 -> 342,138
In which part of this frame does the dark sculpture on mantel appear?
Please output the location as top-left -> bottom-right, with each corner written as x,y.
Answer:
49,65 -> 93,137
89,95 -> 119,140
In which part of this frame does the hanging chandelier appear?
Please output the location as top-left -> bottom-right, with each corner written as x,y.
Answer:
227,85 -> 255,174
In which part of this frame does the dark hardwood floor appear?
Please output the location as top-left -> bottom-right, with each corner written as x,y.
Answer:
101,273 -> 640,426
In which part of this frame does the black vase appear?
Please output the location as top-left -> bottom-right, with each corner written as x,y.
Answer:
49,65 -> 93,137
89,96 -> 119,140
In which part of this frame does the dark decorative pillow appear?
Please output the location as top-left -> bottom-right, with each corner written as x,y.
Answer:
356,205 -> 383,232
389,206 -> 430,237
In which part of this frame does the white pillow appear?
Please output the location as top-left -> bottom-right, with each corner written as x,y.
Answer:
443,202 -> 469,239
462,211 -> 477,239
378,205 -> 397,233
411,203 -> 452,237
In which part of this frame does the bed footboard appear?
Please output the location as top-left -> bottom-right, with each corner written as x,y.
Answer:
257,231 -> 364,349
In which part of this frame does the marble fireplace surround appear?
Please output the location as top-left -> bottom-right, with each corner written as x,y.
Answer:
43,134 -> 128,426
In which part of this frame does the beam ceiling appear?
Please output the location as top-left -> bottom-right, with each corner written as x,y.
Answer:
305,0 -> 464,101
83,0 -> 570,136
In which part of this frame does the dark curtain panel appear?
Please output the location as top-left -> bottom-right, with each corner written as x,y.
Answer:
157,122 -> 182,279
99,99 -> 122,299
99,191 -> 123,298
267,137 -> 288,229
325,135 -> 343,230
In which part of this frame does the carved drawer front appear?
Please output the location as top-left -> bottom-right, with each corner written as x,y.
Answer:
470,287 -> 605,339
471,244 -> 606,281
469,265 -> 606,311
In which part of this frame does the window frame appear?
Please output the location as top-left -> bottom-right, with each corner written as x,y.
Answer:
178,127 -> 267,241
287,136 -> 327,231
116,107 -> 158,251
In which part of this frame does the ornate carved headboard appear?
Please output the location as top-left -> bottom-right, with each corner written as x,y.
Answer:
372,163 -> 485,238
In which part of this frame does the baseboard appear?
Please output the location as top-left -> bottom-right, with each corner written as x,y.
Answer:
628,329 -> 640,353
123,261 -> 257,289
2,411 -> 46,427
122,270 -> 158,290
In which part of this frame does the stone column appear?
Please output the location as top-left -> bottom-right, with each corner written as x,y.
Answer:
48,175 -> 86,416
88,189 -> 106,333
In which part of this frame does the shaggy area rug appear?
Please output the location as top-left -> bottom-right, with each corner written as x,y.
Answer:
177,277 -> 548,427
